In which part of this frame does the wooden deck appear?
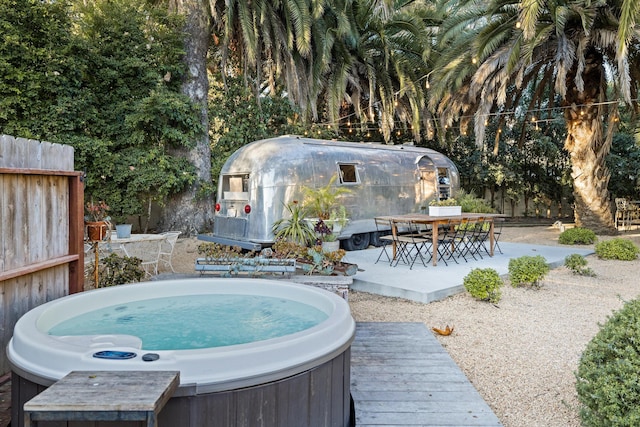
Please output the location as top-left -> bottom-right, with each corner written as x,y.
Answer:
351,322 -> 502,426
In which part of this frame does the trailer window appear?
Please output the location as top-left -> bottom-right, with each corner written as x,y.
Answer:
222,174 -> 249,199
338,164 -> 359,184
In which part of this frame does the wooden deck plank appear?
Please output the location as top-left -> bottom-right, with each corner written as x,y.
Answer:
351,322 -> 502,427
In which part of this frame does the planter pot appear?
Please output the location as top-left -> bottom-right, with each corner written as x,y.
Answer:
428,206 -> 462,217
322,240 -> 340,253
115,224 -> 132,239
86,221 -> 108,241
332,222 -> 347,234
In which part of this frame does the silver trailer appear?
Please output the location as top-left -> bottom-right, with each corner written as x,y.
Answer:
205,135 -> 460,251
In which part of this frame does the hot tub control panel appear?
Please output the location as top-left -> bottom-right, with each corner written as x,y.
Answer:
92,350 -> 137,360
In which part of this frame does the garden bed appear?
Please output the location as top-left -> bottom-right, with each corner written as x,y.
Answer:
194,256 -> 358,277
195,257 -> 297,275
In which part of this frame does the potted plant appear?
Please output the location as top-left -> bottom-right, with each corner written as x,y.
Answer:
302,174 -> 351,220
85,200 -> 111,241
272,201 -> 316,246
314,219 -> 340,252
428,198 -> 462,216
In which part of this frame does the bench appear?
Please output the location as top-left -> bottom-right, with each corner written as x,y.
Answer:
23,370 -> 179,427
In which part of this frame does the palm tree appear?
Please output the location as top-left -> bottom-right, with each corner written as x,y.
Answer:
430,0 -> 640,233
320,0 -> 437,141
154,0 -> 439,231
154,0 -> 359,232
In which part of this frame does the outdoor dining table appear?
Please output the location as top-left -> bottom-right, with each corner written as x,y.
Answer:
376,213 -> 502,266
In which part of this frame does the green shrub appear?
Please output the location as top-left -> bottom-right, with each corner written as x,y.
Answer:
508,255 -> 549,287
576,298 -> 640,426
97,253 -> 145,287
463,268 -> 503,303
456,190 -> 496,213
594,238 -> 639,260
564,254 -> 596,277
558,227 -> 597,245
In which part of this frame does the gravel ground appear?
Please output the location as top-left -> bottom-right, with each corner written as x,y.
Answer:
168,225 -> 640,427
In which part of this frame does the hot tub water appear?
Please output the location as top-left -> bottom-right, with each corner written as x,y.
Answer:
48,294 -> 328,350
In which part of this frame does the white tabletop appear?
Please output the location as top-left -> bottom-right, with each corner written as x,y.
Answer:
110,234 -> 166,244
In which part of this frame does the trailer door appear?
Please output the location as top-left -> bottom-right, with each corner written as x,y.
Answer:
417,156 -> 438,203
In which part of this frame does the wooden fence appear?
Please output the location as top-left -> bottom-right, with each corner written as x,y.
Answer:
0,135 -> 84,375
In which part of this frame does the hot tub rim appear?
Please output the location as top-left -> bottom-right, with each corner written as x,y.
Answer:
7,278 -> 355,392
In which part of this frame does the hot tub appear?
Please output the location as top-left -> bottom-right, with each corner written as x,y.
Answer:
8,278 -> 356,427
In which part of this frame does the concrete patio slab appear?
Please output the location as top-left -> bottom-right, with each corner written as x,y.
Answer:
342,242 -> 594,303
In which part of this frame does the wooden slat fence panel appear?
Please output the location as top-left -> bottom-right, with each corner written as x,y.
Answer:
0,135 -> 83,375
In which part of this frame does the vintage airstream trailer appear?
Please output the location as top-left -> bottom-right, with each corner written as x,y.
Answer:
207,135 -> 459,251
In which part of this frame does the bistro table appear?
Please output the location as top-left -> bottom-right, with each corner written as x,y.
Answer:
376,213 -> 503,266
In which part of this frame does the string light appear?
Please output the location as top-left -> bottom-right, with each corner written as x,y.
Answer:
309,96 -> 627,133
304,93 -> 640,138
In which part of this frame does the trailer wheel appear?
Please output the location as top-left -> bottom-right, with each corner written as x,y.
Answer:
369,231 -> 390,247
342,233 -> 371,251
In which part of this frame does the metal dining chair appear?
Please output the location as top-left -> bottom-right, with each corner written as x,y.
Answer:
120,239 -> 162,277
450,218 -> 476,262
391,220 -> 431,269
158,231 -> 181,272
493,218 -> 504,254
466,217 -> 492,259
373,218 -> 395,265
435,219 -> 463,265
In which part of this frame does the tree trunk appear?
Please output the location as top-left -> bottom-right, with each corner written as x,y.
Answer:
160,0 -> 213,235
563,48 -> 616,234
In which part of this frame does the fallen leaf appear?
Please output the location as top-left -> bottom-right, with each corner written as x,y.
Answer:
432,325 -> 454,336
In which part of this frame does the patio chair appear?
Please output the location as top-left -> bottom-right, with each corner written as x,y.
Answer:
493,218 -> 504,254
451,218 -> 477,262
466,217 -> 492,259
435,219 -> 463,265
615,198 -> 628,230
615,198 -> 640,230
120,239 -> 162,277
84,243 -> 95,277
373,218 -> 394,264
391,220 -> 431,269
158,231 -> 181,273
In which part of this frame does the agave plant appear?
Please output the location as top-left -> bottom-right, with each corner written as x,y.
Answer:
271,201 -> 316,246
